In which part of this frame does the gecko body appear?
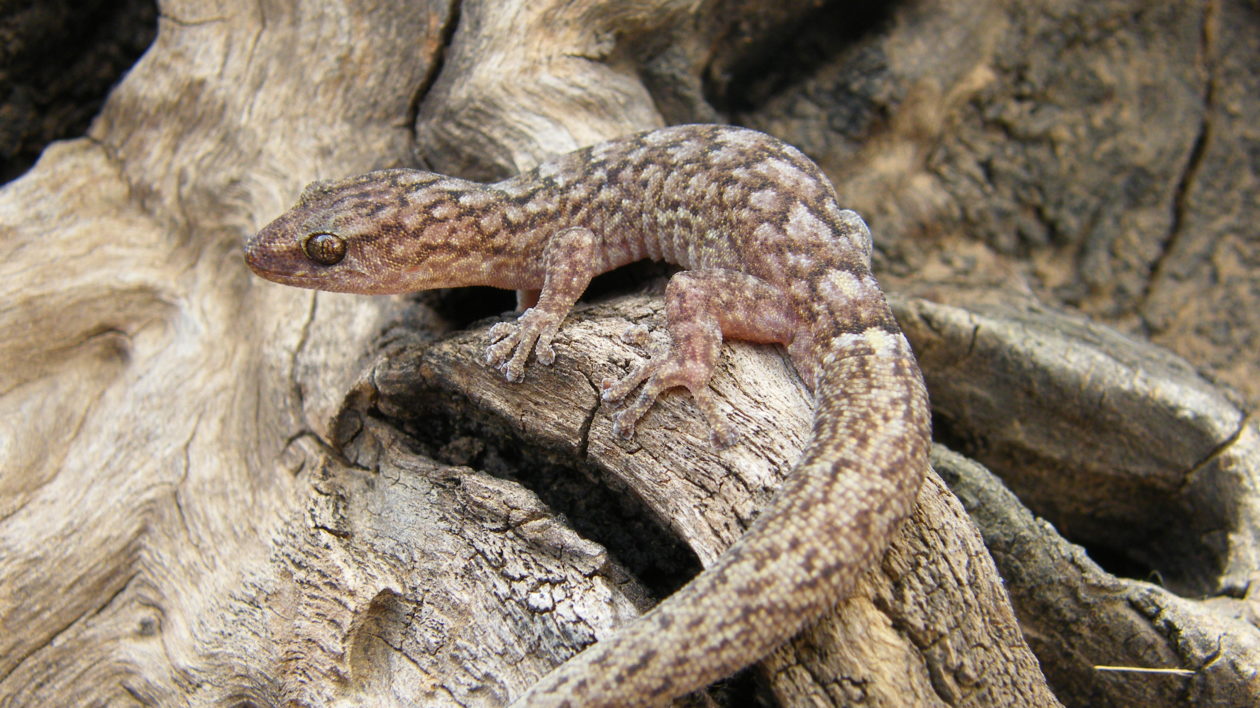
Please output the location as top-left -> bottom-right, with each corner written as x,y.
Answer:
245,125 -> 930,706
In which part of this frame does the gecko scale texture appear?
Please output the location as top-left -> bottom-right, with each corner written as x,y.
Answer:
245,124 -> 931,706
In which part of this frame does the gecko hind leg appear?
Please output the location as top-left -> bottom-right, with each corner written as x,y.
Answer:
602,269 -> 796,448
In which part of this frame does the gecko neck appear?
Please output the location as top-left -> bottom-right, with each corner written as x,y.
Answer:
387,176 -> 557,291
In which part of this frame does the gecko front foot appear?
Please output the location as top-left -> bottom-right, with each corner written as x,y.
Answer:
602,351 -> 738,449
485,308 -> 561,382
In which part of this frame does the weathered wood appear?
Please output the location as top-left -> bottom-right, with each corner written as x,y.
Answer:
2,0 -> 1258,705
0,0 -> 445,702
893,291 -> 1260,595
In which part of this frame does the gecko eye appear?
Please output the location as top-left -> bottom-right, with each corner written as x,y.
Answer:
303,232 -> 346,265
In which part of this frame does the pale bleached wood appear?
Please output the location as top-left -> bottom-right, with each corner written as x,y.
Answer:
0,0 -> 444,702
415,0 -> 694,178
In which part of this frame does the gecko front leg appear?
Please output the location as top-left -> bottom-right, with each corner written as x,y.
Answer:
485,227 -> 599,382
602,268 -> 798,448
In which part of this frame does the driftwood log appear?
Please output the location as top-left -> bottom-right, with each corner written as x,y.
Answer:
1,0 -> 1257,706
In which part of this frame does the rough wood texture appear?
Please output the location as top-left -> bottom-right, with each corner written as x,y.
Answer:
1,0 -> 1257,705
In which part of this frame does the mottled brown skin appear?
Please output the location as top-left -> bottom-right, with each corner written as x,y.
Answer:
245,125 -> 931,706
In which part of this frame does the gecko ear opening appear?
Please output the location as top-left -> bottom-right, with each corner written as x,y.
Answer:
297,179 -> 339,205
303,232 -> 347,265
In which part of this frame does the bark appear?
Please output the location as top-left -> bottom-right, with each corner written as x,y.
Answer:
1,0 -> 1257,706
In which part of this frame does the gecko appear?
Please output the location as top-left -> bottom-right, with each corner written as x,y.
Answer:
244,124 -> 931,706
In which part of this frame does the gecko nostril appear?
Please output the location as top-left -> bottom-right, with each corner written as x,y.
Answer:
303,232 -> 347,265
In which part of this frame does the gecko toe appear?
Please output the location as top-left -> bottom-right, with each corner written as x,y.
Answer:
484,342 -> 512,368
620,323 -> 652,346
610,413 -> 637,440
535,342 -> 556,366
709,425 -> 739,449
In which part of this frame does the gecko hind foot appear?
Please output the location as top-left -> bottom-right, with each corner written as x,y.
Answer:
602,357 -> 738,449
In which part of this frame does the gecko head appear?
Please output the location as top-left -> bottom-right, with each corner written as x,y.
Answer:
245,169 -> 450,295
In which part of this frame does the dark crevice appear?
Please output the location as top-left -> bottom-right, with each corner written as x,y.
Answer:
287,293 -> 319,414
373,381 -> 702,602
1,0 -> 158,184
406,0 -> 461,156
575,373 -> 601,460
1138,0 -> 1217,315
155,10 -> 228,26
707,1 -> 900,115
1178,411 -> 1248,495
417,286 -> 516,331
419,260 -> 673,333
929,407 -> 1227,596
